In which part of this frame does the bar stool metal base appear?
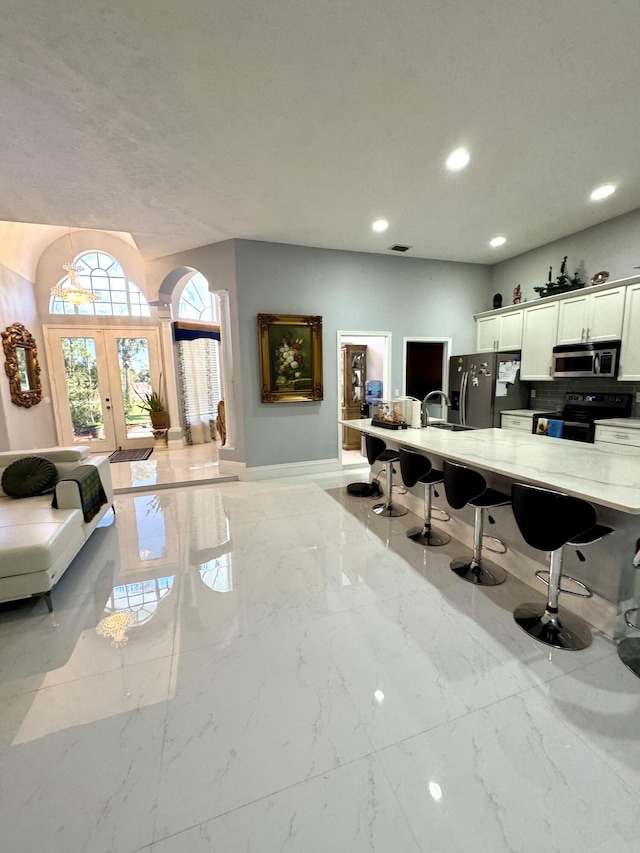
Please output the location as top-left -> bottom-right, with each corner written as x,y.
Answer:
372,501 -> 407,517
513,603 -> 592,651
617,638 -> 640,678
407,524 -> 450,546
450,557 -> 506,586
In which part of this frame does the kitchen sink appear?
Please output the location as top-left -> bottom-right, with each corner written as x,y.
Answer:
428,423 -> 475,431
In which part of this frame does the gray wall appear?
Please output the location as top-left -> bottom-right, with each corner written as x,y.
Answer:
489,208 -> 640,305
234,240 -> 491,468
0,261 -> 57,450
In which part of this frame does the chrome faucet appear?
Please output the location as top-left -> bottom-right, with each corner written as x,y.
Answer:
422,390 -> 451,427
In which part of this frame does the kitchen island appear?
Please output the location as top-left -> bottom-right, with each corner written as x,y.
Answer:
342,419 -> 640,638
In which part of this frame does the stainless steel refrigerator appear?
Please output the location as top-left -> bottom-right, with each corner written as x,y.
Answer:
448,351 -> 529,429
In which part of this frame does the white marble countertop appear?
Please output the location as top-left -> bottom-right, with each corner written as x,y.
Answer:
342,418 -> 640,514
500,409 -> 553,417
594,417 -> 640,430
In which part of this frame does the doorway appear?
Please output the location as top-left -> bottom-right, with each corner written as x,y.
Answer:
337,331 -> 391,467
403,338 -> 452,399
45,326 -> 163,452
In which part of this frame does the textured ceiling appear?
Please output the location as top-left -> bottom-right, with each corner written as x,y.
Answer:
1,0 -> 639,264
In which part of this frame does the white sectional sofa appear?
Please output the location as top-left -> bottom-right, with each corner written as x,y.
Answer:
0,446 -> 114,611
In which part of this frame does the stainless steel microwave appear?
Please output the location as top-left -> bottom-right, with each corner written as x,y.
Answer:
552,341 -> 620,378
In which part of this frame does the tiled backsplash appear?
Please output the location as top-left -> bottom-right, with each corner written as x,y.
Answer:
530,378 -> 640,418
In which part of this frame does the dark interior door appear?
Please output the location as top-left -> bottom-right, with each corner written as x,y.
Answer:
405,342 -> 444,399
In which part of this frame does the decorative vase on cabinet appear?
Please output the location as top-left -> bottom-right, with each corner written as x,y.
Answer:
341,344 -> 367,450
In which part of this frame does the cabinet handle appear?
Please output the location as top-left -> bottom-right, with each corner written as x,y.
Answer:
586,327 -> 591,340
581,327 -> 585,341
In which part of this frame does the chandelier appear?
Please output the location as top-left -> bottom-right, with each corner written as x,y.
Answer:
95,611 -> 136,647
50,228 -> 101,306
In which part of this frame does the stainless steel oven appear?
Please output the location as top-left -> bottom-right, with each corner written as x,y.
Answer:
532,393 -> 632,443
552,341 -> 620,379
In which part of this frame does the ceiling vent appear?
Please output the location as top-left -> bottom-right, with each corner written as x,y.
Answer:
389,244 -> 411,253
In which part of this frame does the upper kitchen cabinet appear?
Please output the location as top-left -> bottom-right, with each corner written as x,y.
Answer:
475,309 -> 523,352
556,286 -> 626,345
520,301 -> 559,381
619,282 -> 640,380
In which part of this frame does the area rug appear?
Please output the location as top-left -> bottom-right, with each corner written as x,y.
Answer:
108,448 -> 153,463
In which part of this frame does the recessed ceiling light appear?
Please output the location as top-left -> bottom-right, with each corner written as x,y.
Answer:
590,184 -> 616,200
372,219 -> 389,233
446,148 -> 470,171
490,236 -> 507,248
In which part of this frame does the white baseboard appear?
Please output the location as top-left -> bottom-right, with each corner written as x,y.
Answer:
219,457 -> 342,482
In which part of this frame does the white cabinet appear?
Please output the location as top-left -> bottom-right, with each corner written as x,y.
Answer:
521,301 -> 559,381
499,310 -> 524,350
501,413 -> 533,432
556,286 -> 625,345
476,315 -> 500,352
476,309 -> 523,352
594,422 -> 640,448
619,282 -> 640,380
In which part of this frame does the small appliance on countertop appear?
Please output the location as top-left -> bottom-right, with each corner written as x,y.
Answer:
371,399 -> 409,430
532,392 -> 632,443
390,396 -> 422,428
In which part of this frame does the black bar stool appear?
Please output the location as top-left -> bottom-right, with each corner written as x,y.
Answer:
365,434 -> 407,518
443,460 -> 509,586
398,447 -> 449,546
617,551 -> 640,679
511,482 -> 600,651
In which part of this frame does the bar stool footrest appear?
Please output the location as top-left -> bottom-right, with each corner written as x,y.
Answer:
624,606 -> 640,631
482,534 -> 507,554
534,569 -> 593,599
431,507 -> 450,522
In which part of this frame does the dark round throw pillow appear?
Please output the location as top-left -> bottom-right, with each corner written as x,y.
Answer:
1,456 -> 58,499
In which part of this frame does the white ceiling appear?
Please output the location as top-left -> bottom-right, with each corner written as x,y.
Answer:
2,0 -> 639,265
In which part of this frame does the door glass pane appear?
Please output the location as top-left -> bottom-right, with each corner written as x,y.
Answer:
61,337 -> 104,442
117,337 -> 153,439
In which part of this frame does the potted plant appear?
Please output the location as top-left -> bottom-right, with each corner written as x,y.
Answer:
135,375 -> 169,428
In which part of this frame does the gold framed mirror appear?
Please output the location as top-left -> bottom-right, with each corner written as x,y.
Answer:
2,323 -> 43,407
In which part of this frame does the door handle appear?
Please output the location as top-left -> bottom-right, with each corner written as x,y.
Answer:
461,371 -> 469,426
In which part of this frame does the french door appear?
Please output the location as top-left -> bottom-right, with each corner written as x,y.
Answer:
45,327 -> 163,452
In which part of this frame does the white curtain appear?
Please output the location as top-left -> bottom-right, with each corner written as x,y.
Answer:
176,337 -> 222,444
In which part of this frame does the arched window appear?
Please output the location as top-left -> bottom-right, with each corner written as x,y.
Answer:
175,272 -> 222,445
50,251 -> 151,317
178,271 -> 218,321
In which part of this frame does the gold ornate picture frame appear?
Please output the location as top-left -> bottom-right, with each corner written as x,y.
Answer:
258,313 -> 323,403
2,322 -> 43,408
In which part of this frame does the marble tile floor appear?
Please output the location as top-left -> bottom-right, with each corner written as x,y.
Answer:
107,441 -> 237,493
0,469 -> 639,853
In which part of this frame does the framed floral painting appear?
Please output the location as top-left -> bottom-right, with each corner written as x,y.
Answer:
258,313 -> 323,403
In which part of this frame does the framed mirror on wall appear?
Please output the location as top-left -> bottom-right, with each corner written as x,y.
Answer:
2,322 -> 43,407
